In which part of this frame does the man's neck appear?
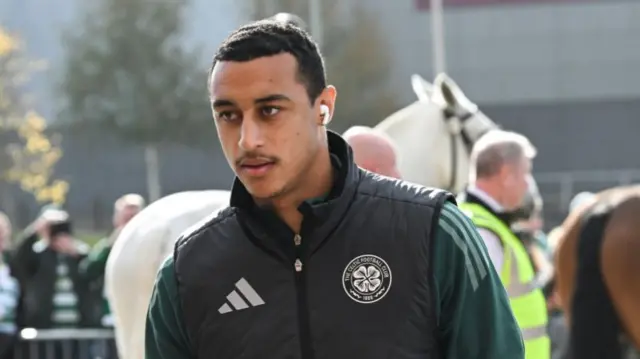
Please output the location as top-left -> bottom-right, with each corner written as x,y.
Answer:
469,181 -> 504,212
269,149 -> 334,233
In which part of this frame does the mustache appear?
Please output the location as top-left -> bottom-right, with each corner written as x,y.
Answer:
235,152 -> 279,166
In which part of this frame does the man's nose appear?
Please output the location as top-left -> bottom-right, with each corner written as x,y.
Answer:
238,118 -> 264,151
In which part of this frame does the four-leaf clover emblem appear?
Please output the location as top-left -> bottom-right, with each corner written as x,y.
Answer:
352,265 -> 382,293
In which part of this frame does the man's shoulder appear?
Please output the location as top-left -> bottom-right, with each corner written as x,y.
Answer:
437,202 -> 478,233
174,206 -> 238,253
159,254 -> 175,277
436,202 -> 490,250
150,255 -> 180,307
435,202 -> 493,290
357,170 -> 456,209
439,201 -> 466,219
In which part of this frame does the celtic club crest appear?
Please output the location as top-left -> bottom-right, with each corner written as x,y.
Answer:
342,254 -> 392,304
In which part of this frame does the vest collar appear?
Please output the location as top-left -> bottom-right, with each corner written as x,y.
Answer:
231,130 -> 361,260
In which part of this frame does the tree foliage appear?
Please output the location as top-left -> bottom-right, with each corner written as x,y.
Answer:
246,0 -> 400,132
0,28 -> 69,205
60,0 -> 211,145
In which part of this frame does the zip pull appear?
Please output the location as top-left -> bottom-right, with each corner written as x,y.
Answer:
294,258 -> 303,272
293,234 -> 302,246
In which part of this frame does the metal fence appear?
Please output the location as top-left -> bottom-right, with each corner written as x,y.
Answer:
13,329 -> 117,359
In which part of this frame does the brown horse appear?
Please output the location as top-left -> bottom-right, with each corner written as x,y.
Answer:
552,185 -> 640,358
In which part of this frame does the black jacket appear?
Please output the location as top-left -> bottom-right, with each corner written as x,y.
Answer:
174,131 -> 455,359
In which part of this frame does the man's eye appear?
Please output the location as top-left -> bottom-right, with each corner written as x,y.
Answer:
261,106 -> 280,117
217,111 -> 238,122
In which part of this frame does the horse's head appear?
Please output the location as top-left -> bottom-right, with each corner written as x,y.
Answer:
413,73 -> 498,148
375,73 -> 499,192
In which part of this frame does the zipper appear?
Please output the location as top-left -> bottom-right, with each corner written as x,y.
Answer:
293,233 -> 313,358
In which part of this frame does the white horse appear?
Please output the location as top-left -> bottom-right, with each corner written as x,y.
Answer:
105,190 -> 230,359
375,73 -> 499,193
105,73 -> 526,359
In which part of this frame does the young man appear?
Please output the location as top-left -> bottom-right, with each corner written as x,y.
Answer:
145,20 -> 524,359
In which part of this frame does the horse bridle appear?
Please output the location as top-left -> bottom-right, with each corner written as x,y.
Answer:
442,108 -> 490,192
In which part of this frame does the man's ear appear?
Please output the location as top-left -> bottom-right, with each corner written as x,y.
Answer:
317,85 -> 337,126
320,105 -> 331,125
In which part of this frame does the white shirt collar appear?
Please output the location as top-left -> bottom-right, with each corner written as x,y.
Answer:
467,185 -> 504,212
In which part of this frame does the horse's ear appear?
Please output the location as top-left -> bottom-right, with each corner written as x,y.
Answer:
434,73 -> 458,107
411,74 -> 433,102
434,72 -> 477,112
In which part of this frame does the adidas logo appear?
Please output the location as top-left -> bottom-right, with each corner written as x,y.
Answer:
218,278 -> 265,314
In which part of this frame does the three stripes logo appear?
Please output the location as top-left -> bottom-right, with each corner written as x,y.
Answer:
218,278 -> 265,314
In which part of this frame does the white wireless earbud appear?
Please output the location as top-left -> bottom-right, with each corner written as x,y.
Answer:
320,105 -> 331,125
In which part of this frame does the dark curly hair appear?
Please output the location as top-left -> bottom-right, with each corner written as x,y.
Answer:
208,19 -> 326,104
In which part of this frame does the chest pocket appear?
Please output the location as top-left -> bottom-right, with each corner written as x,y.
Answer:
304,214 -> 440,359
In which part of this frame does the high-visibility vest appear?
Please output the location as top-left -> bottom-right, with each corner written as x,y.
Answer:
460,202 -> 550,359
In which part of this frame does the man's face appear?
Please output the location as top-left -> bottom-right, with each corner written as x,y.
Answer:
210,53 -> 335,200
500,156 -> 531,211
114,205 -> 141,228
50,232 -> 74,254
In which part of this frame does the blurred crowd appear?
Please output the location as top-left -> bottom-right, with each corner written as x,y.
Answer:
0,194 -> 145,359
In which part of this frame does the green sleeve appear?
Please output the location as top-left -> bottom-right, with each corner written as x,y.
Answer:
145,256 -> 194,359
78,238 -> 112,281
433,202 -> 525,359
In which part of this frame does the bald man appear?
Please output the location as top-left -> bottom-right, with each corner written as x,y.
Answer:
343,126 -> 401,179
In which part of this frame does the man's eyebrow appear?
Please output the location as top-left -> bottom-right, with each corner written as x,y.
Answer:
212,95 -> 292,108
255,94 -> 292,104
212,99 -> 235,108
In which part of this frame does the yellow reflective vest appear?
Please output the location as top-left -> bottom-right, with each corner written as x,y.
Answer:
459,202 -> 550,359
